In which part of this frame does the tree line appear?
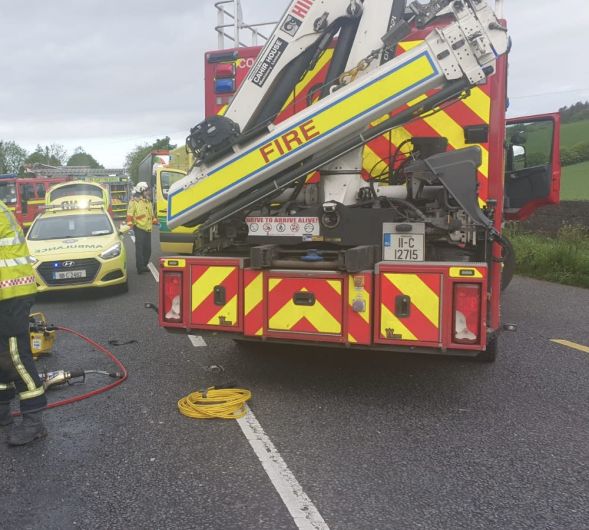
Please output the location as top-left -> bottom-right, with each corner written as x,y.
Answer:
559,101 -> 589,123
1,136 -> 177,184
0,142 -> 103,175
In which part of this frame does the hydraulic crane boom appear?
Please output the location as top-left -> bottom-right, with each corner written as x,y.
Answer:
167,0 -> 508,231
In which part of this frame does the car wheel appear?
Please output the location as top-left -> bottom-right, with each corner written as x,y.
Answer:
112,281 -> 128,295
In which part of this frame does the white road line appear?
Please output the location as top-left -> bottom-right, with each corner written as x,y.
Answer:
130,234 -> 136,243
148,244 -> 323,528
237,406 -> 330,530
188,334 -> 207,347
147,262 -> 159,282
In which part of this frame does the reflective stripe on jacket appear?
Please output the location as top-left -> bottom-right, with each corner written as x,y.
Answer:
0,200 -> 37,301
126,198 -> 156,232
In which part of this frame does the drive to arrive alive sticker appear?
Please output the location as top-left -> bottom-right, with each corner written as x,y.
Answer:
246,216 -> 320,237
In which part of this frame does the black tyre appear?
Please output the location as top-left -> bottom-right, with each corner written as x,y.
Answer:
477,335 -> 498,363
112,280 -> 129,295
501,237 -> 516,291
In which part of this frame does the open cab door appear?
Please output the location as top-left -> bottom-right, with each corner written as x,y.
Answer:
504,113 -> 561,220
156,167 -> 197,255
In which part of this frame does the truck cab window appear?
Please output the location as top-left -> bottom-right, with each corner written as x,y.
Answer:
0,182 -> 17,204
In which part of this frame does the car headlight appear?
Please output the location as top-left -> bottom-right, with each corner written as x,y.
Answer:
100,242 -> 122,260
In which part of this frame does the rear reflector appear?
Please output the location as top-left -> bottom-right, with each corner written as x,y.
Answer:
163,272 -> 183,323
452,283 -> 481,344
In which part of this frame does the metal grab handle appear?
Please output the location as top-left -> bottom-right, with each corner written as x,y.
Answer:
395,295 -> 411,318
293,292 -> 316,306
214,286 -> 227,306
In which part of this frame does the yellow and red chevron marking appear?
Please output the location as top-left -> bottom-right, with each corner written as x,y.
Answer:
362,39 -> 492,202
347,273 -> 372,345
244,269 -> 264,337
379,273 -> 441,343
190,265 -> 239,328
267,276 -> 343,335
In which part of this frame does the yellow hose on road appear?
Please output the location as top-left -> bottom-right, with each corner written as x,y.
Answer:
178,387 -> 252,419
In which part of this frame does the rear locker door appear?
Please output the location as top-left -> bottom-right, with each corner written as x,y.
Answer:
376,269 -> 442,346
190,259 -> 242,331
265,272 -> 345,342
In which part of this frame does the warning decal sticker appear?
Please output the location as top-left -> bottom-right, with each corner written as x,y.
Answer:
246,216 -> 320,237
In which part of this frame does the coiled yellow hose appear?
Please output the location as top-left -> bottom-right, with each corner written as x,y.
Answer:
178,387 -> 252,419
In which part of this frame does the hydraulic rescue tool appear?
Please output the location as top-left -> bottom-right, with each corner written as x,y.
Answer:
39,369 -> 124,390
7,315 -> 129,416
158,0 -> 560,360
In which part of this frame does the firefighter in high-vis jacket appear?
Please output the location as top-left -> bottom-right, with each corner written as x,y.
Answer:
0,199 -> 48,446
126,182 -> 157,274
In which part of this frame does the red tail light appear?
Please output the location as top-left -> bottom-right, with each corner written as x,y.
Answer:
452,283 -> 481,344
163,272 -> 183,323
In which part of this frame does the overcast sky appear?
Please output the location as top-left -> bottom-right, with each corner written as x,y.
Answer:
1,0 -> 588,168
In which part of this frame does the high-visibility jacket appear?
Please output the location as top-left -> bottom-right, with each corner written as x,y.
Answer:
126,198 -> 157,232
0,200 -> 37,301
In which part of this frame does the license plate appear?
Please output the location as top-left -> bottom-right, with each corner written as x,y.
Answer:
53,270 -> 87,280
385,234 -> 424,261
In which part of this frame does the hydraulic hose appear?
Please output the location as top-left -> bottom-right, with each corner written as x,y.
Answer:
46,326 -> 128,410
11,325 -> 128,416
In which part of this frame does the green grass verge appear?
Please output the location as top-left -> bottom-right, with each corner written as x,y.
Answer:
561,161 -> 589,200
507,225 -> 589,288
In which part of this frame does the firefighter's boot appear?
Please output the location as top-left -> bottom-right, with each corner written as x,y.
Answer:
7,411 -> 47,446
0,402 -> 13,427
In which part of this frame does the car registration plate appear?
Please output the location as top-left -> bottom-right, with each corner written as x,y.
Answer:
53,270 -> 87,280
384,234 -> 425,261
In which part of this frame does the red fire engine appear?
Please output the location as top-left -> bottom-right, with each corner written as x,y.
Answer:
158,0 -> 560,361
0,175 -> 67,231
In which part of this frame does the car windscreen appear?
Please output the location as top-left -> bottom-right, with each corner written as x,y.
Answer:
50,184 -> 104,201
28,214 -> 113,240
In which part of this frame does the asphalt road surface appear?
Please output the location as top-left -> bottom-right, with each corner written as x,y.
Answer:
2,231 -> 588,530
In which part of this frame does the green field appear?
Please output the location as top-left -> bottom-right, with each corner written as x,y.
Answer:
561,161 -> 589,200
519,118 -> 589,153
560,120 -> 589,147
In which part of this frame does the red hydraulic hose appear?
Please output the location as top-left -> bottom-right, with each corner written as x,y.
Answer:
12,326 -> 128,416
45,326 -> 128,410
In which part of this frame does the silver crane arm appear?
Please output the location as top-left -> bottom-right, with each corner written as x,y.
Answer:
167,0 -> 508,230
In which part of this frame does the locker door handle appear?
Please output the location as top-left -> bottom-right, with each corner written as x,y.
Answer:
395,295 -> 411,318
293,292 -> 315,306
214,285 -> 226,306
